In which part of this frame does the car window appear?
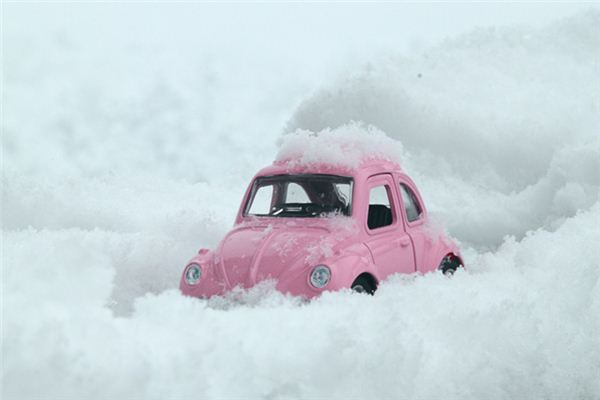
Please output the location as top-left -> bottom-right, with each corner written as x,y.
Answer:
285,183 -> 310,203
248,184 -> 274,215
368,185 -> 393,230
400,183 -> 422,222
245,175 -> 353,217
335,183 -> 351,205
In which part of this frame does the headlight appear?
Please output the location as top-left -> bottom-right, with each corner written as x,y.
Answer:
184,263 -> 202,285
309,265 -> 331,288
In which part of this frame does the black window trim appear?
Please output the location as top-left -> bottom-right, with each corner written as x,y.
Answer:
243,173 -> 354,217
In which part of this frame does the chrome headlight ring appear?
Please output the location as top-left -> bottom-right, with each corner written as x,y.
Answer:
309,265 -> 331,289
184,263 -> 202,285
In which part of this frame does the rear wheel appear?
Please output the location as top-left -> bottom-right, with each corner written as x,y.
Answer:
351,275 -> 376,295
439,254 -> 462,276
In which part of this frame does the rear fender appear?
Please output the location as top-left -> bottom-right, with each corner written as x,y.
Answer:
428,238 -> 462,272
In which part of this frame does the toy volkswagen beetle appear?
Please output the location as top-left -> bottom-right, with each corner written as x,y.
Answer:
180,158 -> 462,298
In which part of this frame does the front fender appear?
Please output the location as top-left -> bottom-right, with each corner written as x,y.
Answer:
276,243 -> 377,298
179,249 -> 227,298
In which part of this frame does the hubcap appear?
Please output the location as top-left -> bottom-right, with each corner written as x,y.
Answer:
443,268 -> 456,277
352,284 -> 366,293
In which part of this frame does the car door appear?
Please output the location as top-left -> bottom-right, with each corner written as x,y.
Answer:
397,177 -> 434,273
363,174 -> 416,279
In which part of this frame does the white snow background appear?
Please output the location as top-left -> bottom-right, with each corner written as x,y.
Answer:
2,3 -> 600,399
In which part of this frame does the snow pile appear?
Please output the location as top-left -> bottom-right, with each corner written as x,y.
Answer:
275,122 -> 406,169
3,6 -> 600,400
4,206 -> 599,399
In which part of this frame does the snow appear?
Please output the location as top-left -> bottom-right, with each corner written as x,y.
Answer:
3,4 -> 600,400
276,123 -> 406,170
305,240 -> 335,266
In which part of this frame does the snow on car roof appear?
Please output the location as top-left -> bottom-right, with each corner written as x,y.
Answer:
273,123 -> 405,172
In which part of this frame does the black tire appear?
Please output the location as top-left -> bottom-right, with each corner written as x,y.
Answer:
439,255 -> 462,276
351,275 -> 376,295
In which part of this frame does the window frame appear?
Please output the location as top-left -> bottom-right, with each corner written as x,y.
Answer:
242,174 -> 354,218
365,174 -> 400,235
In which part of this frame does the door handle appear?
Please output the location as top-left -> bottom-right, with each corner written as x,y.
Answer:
399,236 -> 411,247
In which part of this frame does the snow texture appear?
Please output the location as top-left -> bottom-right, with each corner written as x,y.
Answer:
2,5 -> 599,400
276,123 -> 406,169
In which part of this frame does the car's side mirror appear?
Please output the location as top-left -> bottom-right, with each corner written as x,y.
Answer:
198,248 -> 209,255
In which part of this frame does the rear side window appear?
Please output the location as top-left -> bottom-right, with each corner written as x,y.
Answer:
368,185 -> 393,229
285,183 -> 310,203
400,183 -> 422,222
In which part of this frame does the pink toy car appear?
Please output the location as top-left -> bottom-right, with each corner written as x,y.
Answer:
180,158 -> 462,298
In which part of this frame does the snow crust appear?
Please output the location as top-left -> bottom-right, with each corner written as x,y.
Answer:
3,6 -> 599,400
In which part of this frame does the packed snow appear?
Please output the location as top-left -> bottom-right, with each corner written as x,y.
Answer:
2,4 -> 599,400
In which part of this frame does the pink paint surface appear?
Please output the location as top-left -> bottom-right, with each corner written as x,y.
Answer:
180,159 -> 461,298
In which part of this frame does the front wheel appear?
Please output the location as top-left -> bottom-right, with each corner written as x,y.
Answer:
351,275 -> 376,295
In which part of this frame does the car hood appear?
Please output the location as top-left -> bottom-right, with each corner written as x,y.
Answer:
214,220 -> 356,289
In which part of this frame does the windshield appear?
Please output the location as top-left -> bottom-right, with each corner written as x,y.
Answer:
244,174 -> 353,217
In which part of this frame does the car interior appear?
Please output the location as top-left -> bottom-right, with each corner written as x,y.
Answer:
368,204 -> 393,229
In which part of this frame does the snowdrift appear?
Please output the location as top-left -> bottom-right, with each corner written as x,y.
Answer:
3,8 -> 599,400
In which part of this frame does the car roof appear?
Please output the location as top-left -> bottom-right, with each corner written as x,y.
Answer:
254,158 -> 403,179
